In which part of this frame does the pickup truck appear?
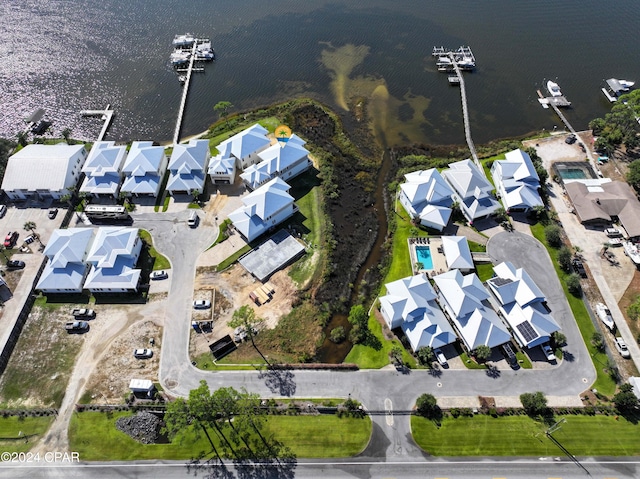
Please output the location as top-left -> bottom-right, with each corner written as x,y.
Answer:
71,308 -> 96,319
65,320 -> 89,333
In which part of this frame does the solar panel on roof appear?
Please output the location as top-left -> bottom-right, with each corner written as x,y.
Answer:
491,277 -> 513,287
516,322 -> 539,343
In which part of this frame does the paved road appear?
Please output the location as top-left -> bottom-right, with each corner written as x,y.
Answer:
131,207 -> 598,463
3,458 -> 639,479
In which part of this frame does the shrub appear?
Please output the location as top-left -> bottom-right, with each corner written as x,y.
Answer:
520,391 -> 549,417
557,246 -> 573,272
566,273 -> 582,297
416,393 -> 441,420
330,326 -> 346,343
544,224 -> 562,248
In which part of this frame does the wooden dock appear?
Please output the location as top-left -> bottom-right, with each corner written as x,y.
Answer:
172,41 -> 199,146
80,104 -> 114,141
450,56 -> 482,174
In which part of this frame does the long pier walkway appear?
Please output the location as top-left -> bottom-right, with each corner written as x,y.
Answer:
450,55 -> 482,174
80,104 -> 114,142
172,41 -> 198,146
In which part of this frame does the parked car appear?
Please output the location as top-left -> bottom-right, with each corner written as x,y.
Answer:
193,299 -> 211,309
71,308 -> 96,319
6,260 -> 25,270
434,348 -> 448,368
541,343 -> 556,362
4,231 -> 18,248
605,227 -> 623,238
187,210 -> 199,228
150,270 -> 168,280
65,320 -> 89,333
48,208 -> 58,219
501,342 -> 519,369
0,205 -> 7,218
565,134 -> 577,144
24,234 -> 35,245
572,258 -> 587,278
133,348 -> 153,359
615,337 -> 631,358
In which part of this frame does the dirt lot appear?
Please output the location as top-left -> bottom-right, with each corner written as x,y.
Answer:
0,295 -> 167,407
189,264 -> 298,361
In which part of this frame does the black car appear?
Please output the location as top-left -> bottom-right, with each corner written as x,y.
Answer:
565,134 -> 577,144
6,260 -> 26,270
572,258 -> 587,278
48,208 -> 58,219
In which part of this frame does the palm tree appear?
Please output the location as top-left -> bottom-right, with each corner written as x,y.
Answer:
15,131 -> 28,147
23,221 -> 43,248
61,128 -> 72,144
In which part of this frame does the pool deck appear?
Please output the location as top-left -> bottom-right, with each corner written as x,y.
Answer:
408,237 -> 448,276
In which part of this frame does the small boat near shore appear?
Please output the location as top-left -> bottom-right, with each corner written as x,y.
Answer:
173,33 -> 195,48
547,80 -> 562,97
170,51 -> 191,66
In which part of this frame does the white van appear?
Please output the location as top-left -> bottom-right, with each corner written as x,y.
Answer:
187,210 -> 198,228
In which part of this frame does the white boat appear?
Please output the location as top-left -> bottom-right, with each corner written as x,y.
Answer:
623,240 -> 640,265
195,42 -> 215,61
178,74 -> 187,84
170,51 -> 191,65
547,80 -> 562,97
595,302 -> 615,332
602,78 -> 635,102
173,33 -> 195,48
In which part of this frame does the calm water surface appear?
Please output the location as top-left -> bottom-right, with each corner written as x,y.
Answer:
1,1 -> 640,146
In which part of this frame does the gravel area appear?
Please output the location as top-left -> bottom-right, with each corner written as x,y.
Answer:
115,411 -> 165,444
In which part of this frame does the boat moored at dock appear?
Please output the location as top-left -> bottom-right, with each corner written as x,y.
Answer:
547,80 -> 562,97
432,46 -> 476,72
601,78 -> 635,102
173,33 -> 195,48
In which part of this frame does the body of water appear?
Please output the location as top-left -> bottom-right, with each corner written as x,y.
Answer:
2,1 -> 640,146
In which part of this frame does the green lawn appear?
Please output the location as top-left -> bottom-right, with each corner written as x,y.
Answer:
0,416 -> 54,454
139,230 -> 171,270
69,411 -> 371,460
412,414 -> 640,456
530,223 -> 616,395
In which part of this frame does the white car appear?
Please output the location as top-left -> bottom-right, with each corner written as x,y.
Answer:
541,343 -> 556,362
193,299 -> 211,309
150,270 -> 168,280
615,337 -> 631,358
133,349 -> 153,359
434,348 -> 448,368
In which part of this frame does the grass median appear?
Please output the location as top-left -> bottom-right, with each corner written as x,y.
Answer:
69,411 -> 371,460
412,414 -> 640,456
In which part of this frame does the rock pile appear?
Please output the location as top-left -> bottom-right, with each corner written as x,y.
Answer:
115,411 -> 164,444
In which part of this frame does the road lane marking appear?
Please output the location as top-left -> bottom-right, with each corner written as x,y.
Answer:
384,397 -> 393,426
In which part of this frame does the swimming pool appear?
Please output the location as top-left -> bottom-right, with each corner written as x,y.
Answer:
558,167 -> 587,180
415,245 -> 434,270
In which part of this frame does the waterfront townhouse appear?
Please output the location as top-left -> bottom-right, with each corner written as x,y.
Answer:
166,139 -> 210,195
36,229 -> 95,293
380,273 -> 457,352
442,159 -> 500,224
1,144 -> 87,200
240,134 -> 312,190
491,148 -> 543,213
208,124 -> 271,184
120,142 -> 167,197
80,141 -> 127,199
228,177 -> 296,242
486,261 -> 560,349
398,169 -> 454,232
433,269 -> 511,350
